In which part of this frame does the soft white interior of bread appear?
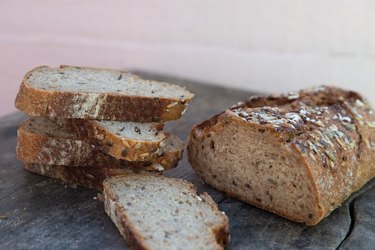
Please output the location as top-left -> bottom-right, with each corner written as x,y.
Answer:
192,122 -> 318,222
106,174 -> 224,250
97,120 -> 164,142
27,66 -> 193,99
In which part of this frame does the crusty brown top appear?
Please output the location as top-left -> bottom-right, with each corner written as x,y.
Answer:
228,86 -> 374,168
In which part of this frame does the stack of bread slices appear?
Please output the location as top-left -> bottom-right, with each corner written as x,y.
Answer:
13,65 -> 232,249
14,66 -> 230,250
15,65 -> 194,190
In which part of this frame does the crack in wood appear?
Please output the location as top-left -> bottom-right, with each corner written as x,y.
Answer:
335,198 -> 356,249
218,196 -> 228,205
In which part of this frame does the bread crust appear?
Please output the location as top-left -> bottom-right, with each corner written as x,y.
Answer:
188,86 -> 375,225
103,181 -> 151,250
103,174 -> 230,250
23,163 -> 132,191
199,192 -> 230,248
17,118 -> 184,171
15,66 -> 193,122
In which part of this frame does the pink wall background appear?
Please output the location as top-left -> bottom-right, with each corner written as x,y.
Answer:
2,1 -> 375,117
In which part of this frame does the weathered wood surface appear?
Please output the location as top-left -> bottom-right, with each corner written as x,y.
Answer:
0,74 -> 374,249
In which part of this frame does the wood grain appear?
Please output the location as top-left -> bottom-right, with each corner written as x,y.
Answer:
0,74 -> 374,249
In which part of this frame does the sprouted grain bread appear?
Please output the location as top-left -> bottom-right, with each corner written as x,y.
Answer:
188,86 -> 375,225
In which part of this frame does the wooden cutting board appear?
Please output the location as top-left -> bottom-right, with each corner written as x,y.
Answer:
0,73 -> 374,250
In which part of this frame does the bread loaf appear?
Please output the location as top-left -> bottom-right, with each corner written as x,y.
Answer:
188,86 -> 375,225
15,65 -> 194,122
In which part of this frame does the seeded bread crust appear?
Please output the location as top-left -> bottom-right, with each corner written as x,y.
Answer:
103,174 -> 230,250
15,65 -> 194,122
188,86 -> 375,225
56,118 -> 166,161
17,118 -> 184,171
23,163 -> 133,191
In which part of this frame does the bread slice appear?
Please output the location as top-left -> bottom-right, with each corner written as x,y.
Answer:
56,118 -> 167,161
103,173 -> 229,250
188,86 -> 375,225
23,163 -> 133,191
15,65 -> 194,122
17,117 -> 184,171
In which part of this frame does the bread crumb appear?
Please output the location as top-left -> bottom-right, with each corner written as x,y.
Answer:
167,102 -> 178,108
153,164 -> 165,172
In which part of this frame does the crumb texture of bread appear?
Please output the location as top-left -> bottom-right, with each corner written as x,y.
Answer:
17,117 -> 184,171
15,65 -> 194,122
103,173 -> 229,250
27,66 -> 190,99
97,120 -> 164,142
188,86 -> 375,225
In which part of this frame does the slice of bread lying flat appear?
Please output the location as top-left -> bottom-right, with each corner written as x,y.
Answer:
56,118 -> 166,161
103,173 -> 230,250
17,117 -> 184,171
188,86 -> 375,225
15,65 -> 194,122
23,163 -> 133,191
